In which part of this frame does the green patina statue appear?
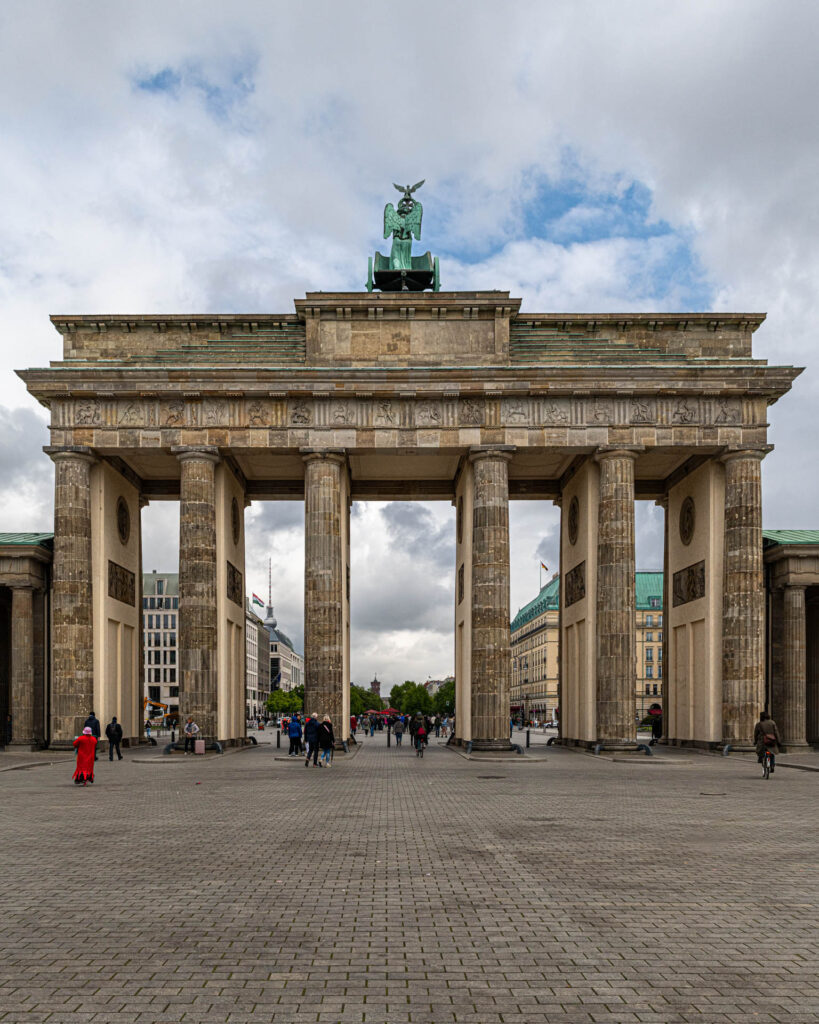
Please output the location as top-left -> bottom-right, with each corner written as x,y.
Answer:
367,180 -> 440,293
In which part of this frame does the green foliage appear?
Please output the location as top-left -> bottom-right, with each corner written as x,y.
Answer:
265,687 -> 303,715
433,678 -> 455,716
350,684 -> 381,718
389,680 -> 432,715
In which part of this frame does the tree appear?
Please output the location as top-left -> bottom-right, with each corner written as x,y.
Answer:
350,684 -> 378,718
265,688 -> 303,716
389,680 -> 432,715
433,678 -> 455,716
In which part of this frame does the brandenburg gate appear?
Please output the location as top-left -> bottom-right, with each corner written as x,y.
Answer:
18,187 -> 802,753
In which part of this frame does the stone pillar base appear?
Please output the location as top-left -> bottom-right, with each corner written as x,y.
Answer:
471,738 -> 515,752
6,740 -> 39,752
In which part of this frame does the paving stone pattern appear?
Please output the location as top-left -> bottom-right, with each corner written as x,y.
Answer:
1,734 -> 818,1023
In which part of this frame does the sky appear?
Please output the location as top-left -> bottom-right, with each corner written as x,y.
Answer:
1,0 -> 817,688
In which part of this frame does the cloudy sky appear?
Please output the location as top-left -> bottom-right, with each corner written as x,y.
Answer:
1,0 -> 817,687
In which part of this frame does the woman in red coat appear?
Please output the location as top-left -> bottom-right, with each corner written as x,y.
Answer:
73,726 -> 97,785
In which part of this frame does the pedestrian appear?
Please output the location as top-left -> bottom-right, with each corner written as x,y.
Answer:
84,710 -> 101,759
304,712 -> 320,767
434,715 -> 441,738
73,726 -> 97,785
370,717 -> 375,737
105,716 -> 124,761
288,714 -> 303,756
145,720 -> 152,741
393,717 -> 404,746
648,703 -> 663,746
183,716 -> 200,754
754,710 -> 782,774
318,715 -> 334,767
350,714 -> 357,739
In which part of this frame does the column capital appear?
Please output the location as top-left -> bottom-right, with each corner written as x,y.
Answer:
300,448 -> 347,466
43,445 -> 96,465
594,445 -> 643,464
468,444 -> 515,464
171,445 -> 220,465
7,581 -> 37,591
719,444 -> 773,465
139,495 -> 150,509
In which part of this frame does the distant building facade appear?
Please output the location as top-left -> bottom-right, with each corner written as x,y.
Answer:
263,606 -> 303,692
245,601 -> 270,719
510,572 -> 664,722
142,571 -> 179,722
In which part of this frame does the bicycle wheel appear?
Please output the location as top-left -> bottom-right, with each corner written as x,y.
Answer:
762,754 -> 770,779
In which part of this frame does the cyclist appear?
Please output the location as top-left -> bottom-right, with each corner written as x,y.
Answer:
753,710 -> 781,775
414,715 -> 427,757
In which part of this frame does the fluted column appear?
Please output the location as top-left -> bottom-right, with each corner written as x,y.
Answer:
9,585 -> 35,748
595,449 -> 638,746
469,446 -> 513,750
303,451 -> 346,731
46,447 -> 95,745
780,585 -> 808,748
175,447 -> 219,744
721,449 -> 767,747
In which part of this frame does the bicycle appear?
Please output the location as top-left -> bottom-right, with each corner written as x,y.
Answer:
762,747 -> 774,780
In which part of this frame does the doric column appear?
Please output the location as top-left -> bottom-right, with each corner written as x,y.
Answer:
469,446 -> 513,750
780,585 -> 808,748
175,447 -> 219,744
657,494 -> 669,741
9,585 -> 35,748
721,448 -> 767,747
303,450 -> 346,732
46,447 -> 95,745
595,448 -> 638,746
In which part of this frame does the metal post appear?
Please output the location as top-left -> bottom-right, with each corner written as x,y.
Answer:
526,728 -> 530,748
276,728 -> 281,748
387,725 -> 391,747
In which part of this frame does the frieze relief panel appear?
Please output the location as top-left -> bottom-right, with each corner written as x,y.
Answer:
226,561 -> 243,607
672,560 -> 706,607
108,560 -> 136,606
61,391 -> 754,436
565,561 -> 586,608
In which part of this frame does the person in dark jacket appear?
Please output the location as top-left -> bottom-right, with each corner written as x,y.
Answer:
317,715 -> 334,767
288,715 -> 303,756
105,716 -> 124,761
754,711 -> 782,773
84,711 -> 101,760
304,713 -> 320,767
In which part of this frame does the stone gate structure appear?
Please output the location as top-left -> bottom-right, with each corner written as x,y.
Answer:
19,291 -> 801,750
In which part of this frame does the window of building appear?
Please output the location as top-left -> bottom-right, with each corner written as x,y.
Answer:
153,650 -> 162,665
653,684 -> 658,695
646,614 -> 653,626
650,597 -> 661,608
142,597 -> 149,609
645,683 -> 651,694
172,597 -> 178,609
645,631 -> 653,641
658,648 -> 663,661
658,631 -> 663,641
163,614 -> 169,628
658,615 -> 663,626
658,665 -> 662,679
153,632 -> 160,646
645,648 -> 653,661
156,579 -> 165,595
169,686 -> 179,697
169,669 -> 176,683
169,650 -> 176,665
148,686 -> 160,702
646,665 -> 653,678
170,614 -> 176,627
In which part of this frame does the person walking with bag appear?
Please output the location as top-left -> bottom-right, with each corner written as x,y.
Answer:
105,716 -> 123,761
317,715 -> 335,767
288,714 -> 303,756
73,727 -> 97,786
83,711 -> 101,760
393,717 -> 404,747
304,712 -> 320,767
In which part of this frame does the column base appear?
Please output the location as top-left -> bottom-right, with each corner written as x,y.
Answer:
5,740 -> 39,752
779,742 -> 812,752
721,742 -> 756,752
471,738 -> 515,752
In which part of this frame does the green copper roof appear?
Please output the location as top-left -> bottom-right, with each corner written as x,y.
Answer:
511,570 -> 663,632
763,530 -> 819,546
0,532 -> 53,547
511,575 -> 560,632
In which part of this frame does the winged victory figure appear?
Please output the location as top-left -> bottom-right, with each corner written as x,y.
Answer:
383,180 -> 424,270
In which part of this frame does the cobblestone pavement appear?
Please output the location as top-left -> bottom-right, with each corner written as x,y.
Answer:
1,732 -> 818,1023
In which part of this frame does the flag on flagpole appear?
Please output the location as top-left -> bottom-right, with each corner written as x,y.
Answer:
251,593 -> 264,608
540,562 -> 548,572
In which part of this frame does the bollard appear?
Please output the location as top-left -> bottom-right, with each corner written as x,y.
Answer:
276,729 -> 281,748
171,729 -> 175,744
387,726 -> 391,748
526,728 -> 530,748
